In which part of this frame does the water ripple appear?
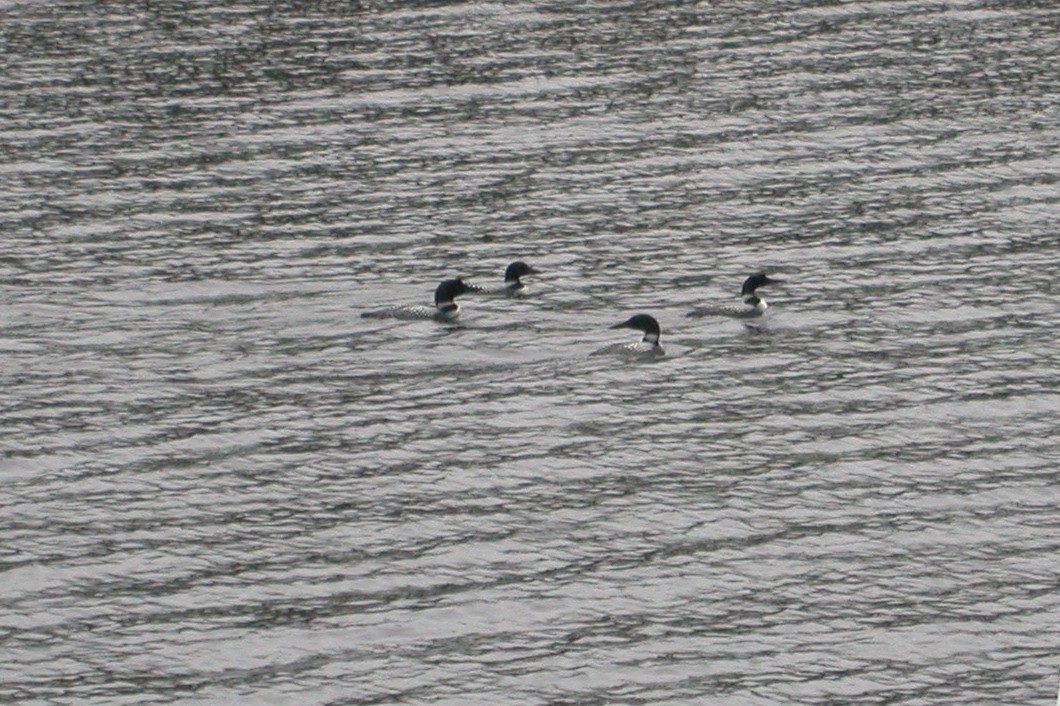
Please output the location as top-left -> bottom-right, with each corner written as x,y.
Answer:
2,1 -> 1059,704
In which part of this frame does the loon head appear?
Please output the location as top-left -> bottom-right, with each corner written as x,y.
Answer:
434,277 -> 483,311
611,313 -> 662,346
741,272 -> 783,296
504,261 -> 540,284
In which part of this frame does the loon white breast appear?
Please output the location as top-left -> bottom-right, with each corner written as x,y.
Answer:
686,272 -> 784,319
593,313 -> 665,357
361,278 -> 483,322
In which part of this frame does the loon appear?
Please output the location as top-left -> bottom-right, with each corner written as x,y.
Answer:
479,261 -> 541,296
361,278 -> 483,322
500,261 -> 540,296
593,314 -> 664,356
687,272 -> 784,319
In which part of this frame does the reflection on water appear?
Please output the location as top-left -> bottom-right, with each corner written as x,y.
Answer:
2,1 -> 1059,704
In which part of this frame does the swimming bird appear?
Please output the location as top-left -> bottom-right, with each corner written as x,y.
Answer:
361,278 -> 483,322
686,272 -> 784,319
499,261 -> 540,296
593,314 -> 665,357
479,261 -> 541,296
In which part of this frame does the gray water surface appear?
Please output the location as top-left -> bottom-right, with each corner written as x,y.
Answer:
2,1 -> 1059,704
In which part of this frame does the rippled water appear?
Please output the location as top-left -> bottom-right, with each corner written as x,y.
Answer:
3,1 -> 1059,704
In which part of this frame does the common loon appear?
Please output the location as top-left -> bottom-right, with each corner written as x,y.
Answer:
361,278 -> 483,322
500,261 -> 540,296
593,314 -> 665,356
687,272 -> 783,319
479,261 -> 541,296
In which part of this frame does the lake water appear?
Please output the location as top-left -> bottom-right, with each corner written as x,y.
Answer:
2,1 -> 1059,704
